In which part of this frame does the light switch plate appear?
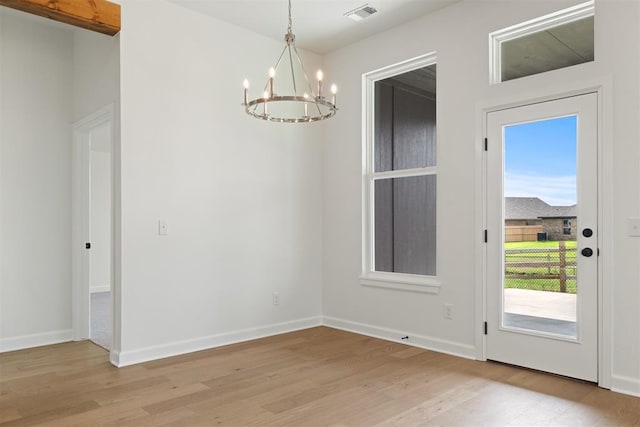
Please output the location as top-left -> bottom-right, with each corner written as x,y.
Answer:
159,220 -> 168,236
628,217 -> 640,237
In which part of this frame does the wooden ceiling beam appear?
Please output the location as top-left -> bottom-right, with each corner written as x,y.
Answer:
0,0 -> 120,36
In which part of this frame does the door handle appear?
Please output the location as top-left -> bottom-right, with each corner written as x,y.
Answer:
581,247 -> 593,257
582,228 -> 593,237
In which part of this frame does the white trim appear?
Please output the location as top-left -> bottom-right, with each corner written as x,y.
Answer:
361,52 -> 439,291
489,1 -> 595,84
72,104 -> 115,346
359,272 -> 440,294
596,78 -> 614,391
0,330 -> 72,353
90,286 -> 111,294
323,316 -> 476,360
475,100 -> 488,361
371,166 -> 437,180
611,375 -> 640,398
112,316 -> 322,367
364,52 -> 438,83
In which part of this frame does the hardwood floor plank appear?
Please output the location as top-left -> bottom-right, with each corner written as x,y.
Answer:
1,326 -> 639,426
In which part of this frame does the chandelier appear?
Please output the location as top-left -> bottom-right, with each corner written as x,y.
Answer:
242,0 -> 337,123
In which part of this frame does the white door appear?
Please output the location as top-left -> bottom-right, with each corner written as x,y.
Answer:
486,93 -> 598,381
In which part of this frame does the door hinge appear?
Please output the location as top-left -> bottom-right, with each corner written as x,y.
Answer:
484,137 -> 488,151
484,321 -> 488,335
85,242 -> 91,249
484,229 -> 488,243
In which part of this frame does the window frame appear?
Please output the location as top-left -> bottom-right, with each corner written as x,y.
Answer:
360,52 -> 441,294
489,0 -> 595,85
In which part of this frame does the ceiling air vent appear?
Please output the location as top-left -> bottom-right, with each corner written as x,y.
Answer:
344,4 -> 378,22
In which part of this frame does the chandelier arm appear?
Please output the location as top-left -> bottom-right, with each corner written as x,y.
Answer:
292,45 -> 323,116
313,97 -> 323,116
292,45 -> 317,97
250,44 -> 289,114
287,45 -> 298,96
272,43 -> 288,72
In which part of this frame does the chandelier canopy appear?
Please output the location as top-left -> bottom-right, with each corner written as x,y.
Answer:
242,0 -> 337,123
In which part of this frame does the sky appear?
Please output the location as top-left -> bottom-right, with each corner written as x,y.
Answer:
504,115 -> 577,206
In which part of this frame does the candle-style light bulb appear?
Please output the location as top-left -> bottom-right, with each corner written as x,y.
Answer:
303,92 -> 309,117
263,91 -> 269,115
316,70 -> 324,98
330,84 -> 337,106
243,79 -> 249,105
269,67 -> 275,97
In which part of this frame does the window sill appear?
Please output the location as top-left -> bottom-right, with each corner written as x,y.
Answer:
359,272 -> 441,294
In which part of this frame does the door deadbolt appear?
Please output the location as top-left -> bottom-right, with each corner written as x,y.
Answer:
581,247 -> 593,257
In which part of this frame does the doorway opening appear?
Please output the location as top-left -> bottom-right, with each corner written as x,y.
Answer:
72,105 -> 114,351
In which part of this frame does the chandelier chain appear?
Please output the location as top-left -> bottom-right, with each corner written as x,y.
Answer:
287,0 -> 293,35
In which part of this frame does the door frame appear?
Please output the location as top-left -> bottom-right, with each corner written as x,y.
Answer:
71,104 -> 114,345
475,78 -> 613,388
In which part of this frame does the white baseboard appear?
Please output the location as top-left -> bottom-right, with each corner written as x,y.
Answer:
0,329 -> 73,353
322,316 -> 477,360
109,349 -> 121,367
114,316 -> 323,367
90,286 -> 111,294
611,374 -> 640,397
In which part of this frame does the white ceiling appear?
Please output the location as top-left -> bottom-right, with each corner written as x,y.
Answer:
168,0 -> 460,54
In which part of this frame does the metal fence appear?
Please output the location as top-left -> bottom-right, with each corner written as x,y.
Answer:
504,242 -> 577,293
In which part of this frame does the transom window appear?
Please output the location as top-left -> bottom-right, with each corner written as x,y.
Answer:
490,1 -> 594,84
361,53 -> 440,293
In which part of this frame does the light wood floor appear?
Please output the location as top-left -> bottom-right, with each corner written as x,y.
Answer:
1,327 -> 639,426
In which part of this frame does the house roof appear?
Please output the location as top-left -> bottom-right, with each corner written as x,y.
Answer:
505,197 -> 576,220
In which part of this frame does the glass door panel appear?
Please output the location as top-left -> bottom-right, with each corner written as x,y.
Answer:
502,116 -> 578,339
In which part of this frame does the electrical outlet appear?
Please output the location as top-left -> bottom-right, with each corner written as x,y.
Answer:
272,292 -> 280,306
158,220 -> 168,236
444,303 -> 453,320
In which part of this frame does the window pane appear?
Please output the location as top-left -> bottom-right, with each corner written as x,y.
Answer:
374,175 -> 436,276
374,65 -> 436,172
501,16 -> 594,82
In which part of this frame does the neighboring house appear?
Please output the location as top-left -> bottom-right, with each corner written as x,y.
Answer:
505,197 -> 577,241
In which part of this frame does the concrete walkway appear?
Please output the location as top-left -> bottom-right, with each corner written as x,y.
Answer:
504,288 -> 576,322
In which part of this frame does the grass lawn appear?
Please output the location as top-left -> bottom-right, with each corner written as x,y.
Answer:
504,240 -> 577,294
505,241 -> 577,250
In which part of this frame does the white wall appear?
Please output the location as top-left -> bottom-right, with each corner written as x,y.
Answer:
90,125 -> 112,293
0,9 -> 74,350
73,29 -> 120,122
116,0 -> 323,365
322,0 -> 640,396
